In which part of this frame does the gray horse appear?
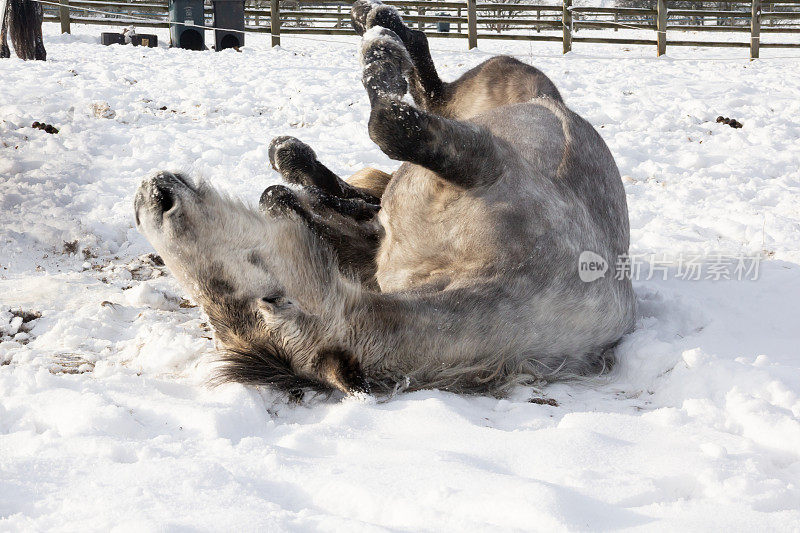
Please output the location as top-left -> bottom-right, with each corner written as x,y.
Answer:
1,0 -> 46,60
135,0 -> 635,398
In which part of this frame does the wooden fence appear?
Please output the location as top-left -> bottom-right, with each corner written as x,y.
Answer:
42,0 -> 800,58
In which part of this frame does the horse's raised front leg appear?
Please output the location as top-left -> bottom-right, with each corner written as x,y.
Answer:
360,29 -> 510,189
259,184 -> 383,288
269,136 -> 383,204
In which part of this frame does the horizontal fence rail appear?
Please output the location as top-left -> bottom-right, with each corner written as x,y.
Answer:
41,0 -> 800,58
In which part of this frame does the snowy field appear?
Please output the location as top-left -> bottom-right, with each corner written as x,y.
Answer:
2,22 -> 800,531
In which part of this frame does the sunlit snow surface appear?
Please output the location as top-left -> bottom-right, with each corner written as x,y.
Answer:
1,24 -> 799,531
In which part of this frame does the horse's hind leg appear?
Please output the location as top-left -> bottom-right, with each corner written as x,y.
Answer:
352,0 -> 443,111
351,0 -> 562,119
361,29 -> 508,189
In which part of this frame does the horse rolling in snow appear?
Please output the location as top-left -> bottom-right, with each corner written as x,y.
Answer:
1,0 -> 46,60
134,0 -> 636,399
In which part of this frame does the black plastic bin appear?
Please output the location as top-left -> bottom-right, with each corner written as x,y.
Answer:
212,0 -> 245,50
132,34 -> 158,47
169,0 -> 205,50
101,32 -> 125,46
436,13 -> 451,33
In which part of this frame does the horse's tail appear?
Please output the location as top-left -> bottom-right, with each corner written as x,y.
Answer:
8,0 -> 44,60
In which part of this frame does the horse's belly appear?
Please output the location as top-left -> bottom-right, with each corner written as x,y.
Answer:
374,168 -> 502,293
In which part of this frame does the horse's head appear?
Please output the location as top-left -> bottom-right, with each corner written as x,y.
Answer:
134,171 -> 366,396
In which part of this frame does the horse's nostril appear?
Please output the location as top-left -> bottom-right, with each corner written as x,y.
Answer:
157,187 -> 175,213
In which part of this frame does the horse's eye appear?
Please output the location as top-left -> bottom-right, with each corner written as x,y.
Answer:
259,294 -> 292,312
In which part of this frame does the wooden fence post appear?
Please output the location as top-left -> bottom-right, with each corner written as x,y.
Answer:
466,0 -> 477,49
59,0 -> 71,34
657,0 -> 666,56
270,0 -> 280,47
562,0 -> 572,54
750,0 -> 761,59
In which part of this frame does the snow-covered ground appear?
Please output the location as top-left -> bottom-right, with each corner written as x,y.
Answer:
1,22 -> 800,531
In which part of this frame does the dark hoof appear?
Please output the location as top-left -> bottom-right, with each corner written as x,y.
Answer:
352,0 -> 409,40
361,28 -> 412,100
268,136 -> 316,174
351,0 -> 383,36
368,4 -> 409,40
259,184 -> 303,218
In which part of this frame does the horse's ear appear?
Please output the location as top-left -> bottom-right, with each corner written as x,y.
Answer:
315,348 -> 369,396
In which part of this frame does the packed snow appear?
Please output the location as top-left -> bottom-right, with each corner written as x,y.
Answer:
1,22 -> 800,531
